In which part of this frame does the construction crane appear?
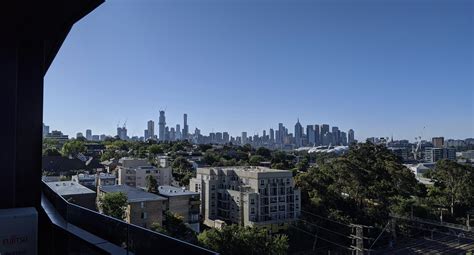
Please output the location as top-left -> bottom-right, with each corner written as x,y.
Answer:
412,127 -> 426,160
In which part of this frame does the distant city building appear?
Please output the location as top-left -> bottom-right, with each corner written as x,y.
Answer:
242,132 -> 248,145
76,132 -> 84,139
45,130 -> 69,143
223,132 -> 230,143
424,147 -> 456,163
86,129 -> 92,141
117,126 -> 128,140
340,131 -> 347,146
43,123 -> 50,137
176,124 -> 182,140
388,147 -> 409,161
314,124 -> 320,145
117,158 -> 172,188
432,137 -> 444,148
320,124 -> 330,144
92,135 -> 100,141
183,113 -> 189,140
146,120 -> 155,140
294,119 -> 303,148
269,128 -> 275,143
348,129 -> 355,144
190,166 -> 301,232
98,185 -> 167,229
331,126 -> 340,145
159,110 -> 166,141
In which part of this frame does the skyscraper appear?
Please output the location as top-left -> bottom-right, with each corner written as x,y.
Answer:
278,123 -> 285,144
86,129 -> 92,140
269,128 -> 275,142
147,120 -> 155,140
223,132 -> 230,143
242,132 -> 248,145
348,129 -> 355,144
306,125 -> 315,146
340,131 -> 347,146
314,124 -> 320,146
432,137 -> 444,148
320,124 -> 330,144
183,113 -> 189,140
294,119 -> 303,148
170,128 -> 176,141
332,126 -> 340,145
159,110 -> 166,141
175,124 -> 181,140
43,123 -> 50,137
117,127 -> 127,140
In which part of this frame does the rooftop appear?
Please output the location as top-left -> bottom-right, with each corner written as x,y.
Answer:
199,166 -> 289,173
100,185 -> 167,203
158,186 -> 199,197
46,181 -> 95,196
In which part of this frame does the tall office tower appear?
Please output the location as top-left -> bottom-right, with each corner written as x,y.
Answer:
340,131 -> 348,146
432,137 -> 444,148
314,124 -> 320,145
117,127 -> 128,140
144,130 -> 149,140
278,123 -> 284,144
182,114 -> 189,140
86,129 -> 92,140
164,126 -> 170,141
147,120 -> 155,140
223,132 -> 230,143
322,132 -> 332,146
348,129 -> 355,144
100,134 -> 106,141
43,123 -> 50,137
242,132 -> 248,145
320,124 -> 330,143
216,132 -> 223,144
294,119 -> 303,148
158,110 -> 166,141
332,126 -> 340,145
194,128 -> 201,136
275,130 -> 279,144
175,124 -> 181,140
269,128 -> 275,142
170,128 -> 176,141
76,132 -> 84,139
306,125 -> 315,145
262,130 -> 266,140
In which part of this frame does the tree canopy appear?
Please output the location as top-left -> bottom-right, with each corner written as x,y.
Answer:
99,192 -> 127,220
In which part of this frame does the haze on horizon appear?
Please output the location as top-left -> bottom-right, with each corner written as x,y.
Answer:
44,0 -> 474,141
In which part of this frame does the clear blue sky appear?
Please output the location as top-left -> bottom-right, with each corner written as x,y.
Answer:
44,0 -> 473,141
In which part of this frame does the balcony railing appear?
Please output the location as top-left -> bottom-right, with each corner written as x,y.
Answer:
41,181 -> 217,255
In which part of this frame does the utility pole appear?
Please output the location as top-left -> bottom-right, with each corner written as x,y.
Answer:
350,224 -> 373,255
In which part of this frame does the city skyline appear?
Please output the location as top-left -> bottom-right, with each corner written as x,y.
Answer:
44,0 -> 473,141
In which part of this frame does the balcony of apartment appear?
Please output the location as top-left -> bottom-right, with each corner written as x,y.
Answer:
42,180 -> 216,254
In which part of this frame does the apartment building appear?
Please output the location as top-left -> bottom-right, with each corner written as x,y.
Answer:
72,172 -> 117,189
98,185 -> 167,229
46,181 -> 96,210
190,166 -> 301,232
158,186 -> 201,232
117,158 -> 172,189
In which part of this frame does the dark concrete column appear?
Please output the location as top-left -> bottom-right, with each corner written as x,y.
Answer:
0,43 -> 19,209
0,41 -> 44,209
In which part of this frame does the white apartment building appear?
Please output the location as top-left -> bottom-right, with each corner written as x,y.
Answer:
71,172 -> 117,189
190,166 -> 301,232
117,158 -> 172,189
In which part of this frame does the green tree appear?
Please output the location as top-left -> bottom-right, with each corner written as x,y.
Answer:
99,192 -> 127,220
426,160 -> 474,215
151,212 -> 197,243
198,225 -> 288,255
43,147 -> 61,156
145,175 -> 158,193
171,156 -> 195,186
149,144 -> 164,155
61,140 -> 86,157
256,147 -> 272,159
249,155 -> 265,166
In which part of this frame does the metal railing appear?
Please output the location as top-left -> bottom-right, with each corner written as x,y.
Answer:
42,181 -> 217,255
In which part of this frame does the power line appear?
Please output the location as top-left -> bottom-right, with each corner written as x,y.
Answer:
297,219 -> 351,238
288,224 -> 354,251
300,209 -> 352,227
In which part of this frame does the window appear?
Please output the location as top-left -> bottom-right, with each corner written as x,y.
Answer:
260,179 -> 265,186
250,198 -> 255,205
141,212 -> 147,219
251,208 -> 255,214
140,202 -> 145,208
146,170 -> 150,174
211,185 -> 215,191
